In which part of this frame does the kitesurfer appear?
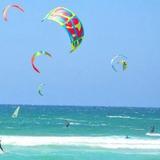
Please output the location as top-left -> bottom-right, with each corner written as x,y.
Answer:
64,120 -> 70,128
0,140 -> 4,152
150,125 -> 155,133
125,135 -> 130,139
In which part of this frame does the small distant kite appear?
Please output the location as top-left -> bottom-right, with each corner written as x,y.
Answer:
111,55 -> 128,72
31,51 -> 52,73
38,83 -> 45,96
42,7 -> 84,52
2,4 -> 24,21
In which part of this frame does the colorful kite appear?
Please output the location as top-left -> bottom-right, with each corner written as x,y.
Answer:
31,51 -> 52,73
111,55 -> 128,72
2,4 -> 24,21
42,7 -> 84,52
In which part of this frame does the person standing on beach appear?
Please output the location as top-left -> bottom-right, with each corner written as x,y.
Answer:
0,140 -> 4,152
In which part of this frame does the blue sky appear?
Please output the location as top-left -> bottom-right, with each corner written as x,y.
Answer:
0,0 -> 160,107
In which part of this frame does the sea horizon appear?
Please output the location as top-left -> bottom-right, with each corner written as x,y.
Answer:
0,104 -> 160,109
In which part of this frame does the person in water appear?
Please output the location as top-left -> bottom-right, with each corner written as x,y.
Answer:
125,135 -> 130,139
0,140 -> 4,152
150,125 -> 155,133
64,120 -> 70,128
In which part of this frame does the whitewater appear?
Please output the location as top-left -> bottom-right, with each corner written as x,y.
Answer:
1,135 -> 160,150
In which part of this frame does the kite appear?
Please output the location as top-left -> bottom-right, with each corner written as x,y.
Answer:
2,4 -> 24,21
31,51 -> 52,73
38,83 -> 45,96
42,7 -> 84,52
111,55 -> 128,72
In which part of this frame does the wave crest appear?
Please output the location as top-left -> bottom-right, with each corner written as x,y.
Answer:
1,135 -> 160,149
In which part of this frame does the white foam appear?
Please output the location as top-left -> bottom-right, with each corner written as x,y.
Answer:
106,115 -> 142,120
55,118 -> 77,121
133,128 -> 145,131
0,135 -> 160,149
107,115 -> 129,118
146,133 -> 160,137
70,122 -> 80,125
55,118 -> 86,123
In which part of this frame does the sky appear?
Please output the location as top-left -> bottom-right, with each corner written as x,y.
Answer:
0,0 -> 160,107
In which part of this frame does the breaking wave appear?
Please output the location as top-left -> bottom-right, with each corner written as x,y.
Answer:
146,133 -> 160,137
0,135 -> 160,150
106,115 -> 142,120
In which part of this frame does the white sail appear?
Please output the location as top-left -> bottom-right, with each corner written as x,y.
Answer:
12,106 -> 20,118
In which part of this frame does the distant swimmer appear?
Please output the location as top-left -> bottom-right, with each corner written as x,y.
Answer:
64,120 -> 70,128
0,140 -> 4,152
150,125 -> 155,133
125,135 -> 130,139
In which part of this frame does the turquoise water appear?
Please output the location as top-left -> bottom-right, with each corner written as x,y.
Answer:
0,105 -> 160,160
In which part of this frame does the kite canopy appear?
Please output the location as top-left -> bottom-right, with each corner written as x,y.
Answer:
38,83 -> 45,96
111,55 -> 128,72
43,7 -> 84,52
2,4 -> 24,21
31,51 -> 52,73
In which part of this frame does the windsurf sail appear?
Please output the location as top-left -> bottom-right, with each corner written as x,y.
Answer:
12,106 -> 20,118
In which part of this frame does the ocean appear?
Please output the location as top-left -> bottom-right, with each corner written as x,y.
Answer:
0,105 -> 160,160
